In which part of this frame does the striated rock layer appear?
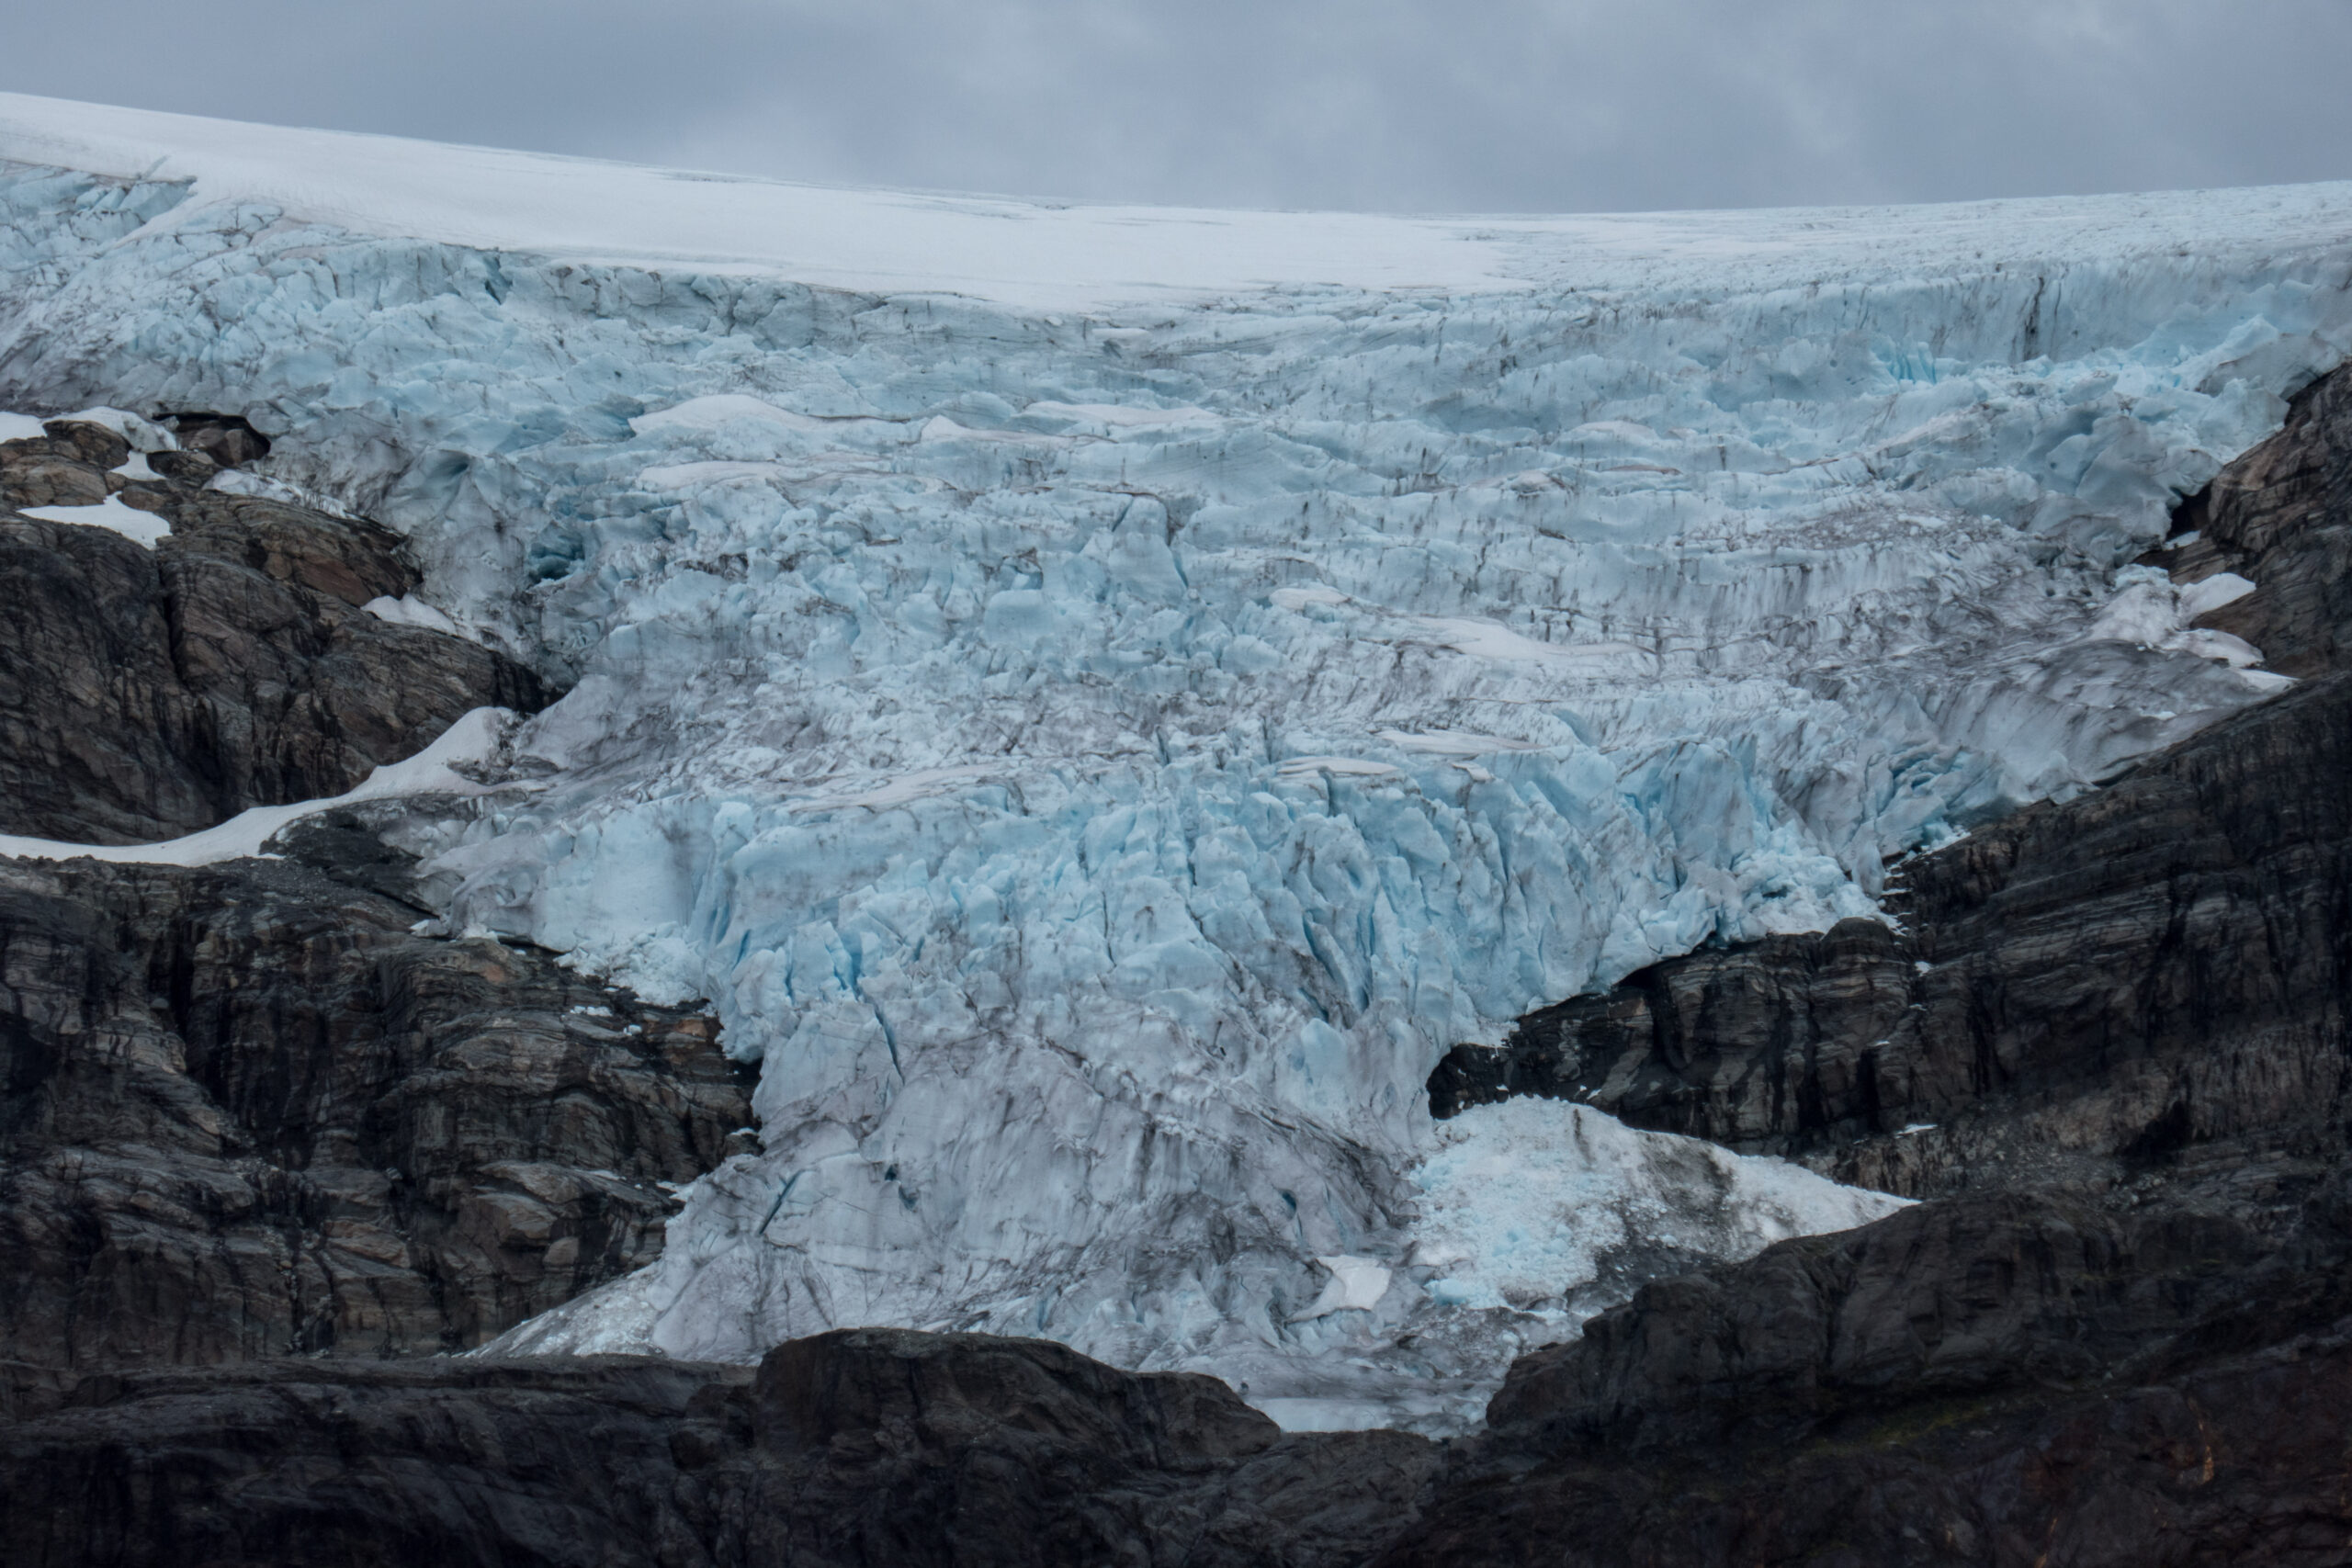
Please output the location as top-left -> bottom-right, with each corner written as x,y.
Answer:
1430,667 -> 2352,1210
0,828 -> 753,1382
0,419 -> 548,844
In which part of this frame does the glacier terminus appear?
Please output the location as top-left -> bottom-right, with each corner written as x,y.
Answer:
3,93 -> 2349,1431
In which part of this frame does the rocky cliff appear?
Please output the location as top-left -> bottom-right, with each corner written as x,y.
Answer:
0,1330 -> 1440,1568
0,829 -> 755,1383
0,418 -> 752,1399
0,419 -> 548,844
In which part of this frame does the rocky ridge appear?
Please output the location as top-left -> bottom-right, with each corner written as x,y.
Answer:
0,413 -> 753,1401
0,1330 -> 1442,1568
0,416 -> 548,844
0,820 -> 756,1388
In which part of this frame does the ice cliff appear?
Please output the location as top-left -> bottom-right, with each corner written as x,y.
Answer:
3,94 -> 2349,1427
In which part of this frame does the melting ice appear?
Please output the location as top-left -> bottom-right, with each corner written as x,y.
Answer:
3,94 -> 2350,1427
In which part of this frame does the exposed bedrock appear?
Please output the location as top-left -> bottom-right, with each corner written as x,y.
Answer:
1376,1174 -> 2352,1566
0,834 -> 754,1381
11,1194 -> 2352,1568
1430,666 -> 2352,1207
0,418 -> 549,844
0,1329 -> 1440,1568
2165,355 -> 2352,677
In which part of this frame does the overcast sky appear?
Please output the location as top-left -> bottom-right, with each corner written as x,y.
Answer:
7,0 -> 2351,215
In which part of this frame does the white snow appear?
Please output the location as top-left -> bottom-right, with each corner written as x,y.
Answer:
0,404 -> 175,451
1,94 -> 2347,1428
365,592 -> 463,636
201,466 -> 356,517
20,494 -> 169,548
1290,1256 -> 1395,1322
2178,570 -> 2258,619
57,404 -> 175,452
1253,1399 -> 1401,1433
0,707 -> 512,865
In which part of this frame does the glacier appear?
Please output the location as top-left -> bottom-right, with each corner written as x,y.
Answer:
3,93 -> 2351,1427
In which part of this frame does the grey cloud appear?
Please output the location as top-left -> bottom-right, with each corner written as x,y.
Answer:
5,0 -> 2349,213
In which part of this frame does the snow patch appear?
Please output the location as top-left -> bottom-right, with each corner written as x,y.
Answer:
20,494 -> 170,548
1290,1256 -> 1393,1322
1411,1099 -> 1907,1314
0,707 -> 513,866
365,593 -> 463,637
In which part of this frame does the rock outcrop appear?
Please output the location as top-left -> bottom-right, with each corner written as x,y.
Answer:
1376,1176 -> 2352,1567
0,418 -> 548,844
1430,667 -> 2352,1208
0,830 -> 754,1380
0,1329 -> 1441,1568
2165,359 -> 2352,677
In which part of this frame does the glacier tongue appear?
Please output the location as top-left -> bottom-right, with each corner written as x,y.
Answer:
5,96 -> 2352,1424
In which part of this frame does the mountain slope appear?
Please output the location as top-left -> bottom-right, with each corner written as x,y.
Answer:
2,94 -> 2349,1416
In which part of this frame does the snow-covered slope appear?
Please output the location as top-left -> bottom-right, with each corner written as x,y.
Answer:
3,94 -> 2348,1427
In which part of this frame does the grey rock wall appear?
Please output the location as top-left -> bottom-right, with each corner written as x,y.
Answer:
0,420 -> 548,844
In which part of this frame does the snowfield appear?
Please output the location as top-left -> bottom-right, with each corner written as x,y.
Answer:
3,92 -> 2347,1427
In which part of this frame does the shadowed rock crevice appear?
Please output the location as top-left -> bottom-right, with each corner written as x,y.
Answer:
0,417 -> 551,844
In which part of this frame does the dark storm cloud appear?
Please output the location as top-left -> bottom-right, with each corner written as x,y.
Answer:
6,0 -> 2350,213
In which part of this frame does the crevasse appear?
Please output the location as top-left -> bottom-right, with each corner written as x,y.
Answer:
3,96 -> 2350,1427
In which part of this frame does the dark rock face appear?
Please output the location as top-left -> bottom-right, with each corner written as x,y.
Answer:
1432,668 -> 2352,1207
0,1330 -> 1441,1568
742,1329 -> 1434,1568
0,420 -> 549,844
0,843 -> 754,1376
2166,364 -> 2352,677
1378,1179 -> 2352,1567
1482,1195 -> 2277,1453
0,1357 -> 745,1568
